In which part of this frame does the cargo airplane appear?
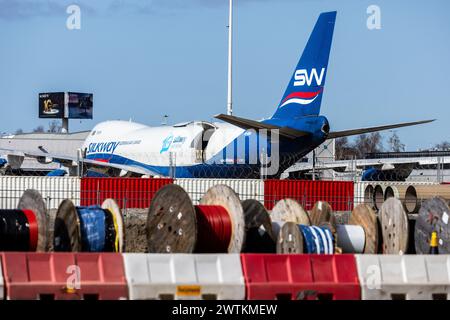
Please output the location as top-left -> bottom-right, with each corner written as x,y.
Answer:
1,12 -> 433,178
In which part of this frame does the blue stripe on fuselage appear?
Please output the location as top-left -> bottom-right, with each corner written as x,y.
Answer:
85,129 -> 325,178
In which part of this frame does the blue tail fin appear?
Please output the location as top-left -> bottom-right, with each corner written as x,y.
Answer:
271,11 -> 336,120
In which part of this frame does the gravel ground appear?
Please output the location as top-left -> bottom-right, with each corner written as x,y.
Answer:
123,208 -> 148,253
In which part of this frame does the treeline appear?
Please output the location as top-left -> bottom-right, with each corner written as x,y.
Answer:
336,132 -> 450,160
15,120 -> 63,134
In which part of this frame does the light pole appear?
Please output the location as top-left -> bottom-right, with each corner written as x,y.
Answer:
227,0 -> 233,116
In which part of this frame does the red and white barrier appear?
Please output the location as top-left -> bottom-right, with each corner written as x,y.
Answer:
356,255 -> 450,300
241,254 -> 361,300
1,252 -> 450,300
0,252 -> 128,300
123,254 -> 245,300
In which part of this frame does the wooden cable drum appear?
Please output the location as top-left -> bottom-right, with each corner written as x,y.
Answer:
199,184 -> 245,253
292,200 -> 374,254
102,198 -> 125,252
275,200 -> 334,254
270,198 -> 311,225
384,185 -> 410,213
414,197 -> 450,254
0,189 -> 47,252
53,198 -> 124,252
379,198 -> 409,254
274,199 -> 380,255
146,184 -> 245,253
270,199 -> 310,248
146,184 -> 196,253
276,199 -> 373,255
308,201 -> 374,254
241,199 -> 276,253
347,204 -> 380,254
276,200 -> 379,255
54,199 -> 81,251
405,185 -> 450,214
277,222 -> 334,254
309,201 -> 333,226
276,222 -> 304,254
364,184 -> 375,209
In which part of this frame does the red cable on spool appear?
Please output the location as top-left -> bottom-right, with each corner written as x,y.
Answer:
21,209 -> 38,251
195,205 -> 232,253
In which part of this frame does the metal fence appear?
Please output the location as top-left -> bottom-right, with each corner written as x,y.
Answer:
0,176 -> 80,209
0,176 -> 448,213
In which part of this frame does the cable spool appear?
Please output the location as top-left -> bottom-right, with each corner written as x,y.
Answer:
241,199 -> 276,253
270,198 -> 311,225
53,198 -> 124,252
348,204 -> 380,254
0,189 -> 47,252
379,197 -> 409,254
275,201 -> 334,254
414,196 -> 450,254
310,201 -> 333,226
277,222 -> 334,254
146,184 -> 245,253
270,198 -> 310,248
277,200 -> 379,254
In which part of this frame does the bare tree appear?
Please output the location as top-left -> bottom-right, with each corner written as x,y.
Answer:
387,131 -> 405,152
48,120 -> 62,133
434,141 -> 450,151
15,128 -> 24,135
353,132 -> 383,158
32,125 -> 45,133
335,137 -> 356,160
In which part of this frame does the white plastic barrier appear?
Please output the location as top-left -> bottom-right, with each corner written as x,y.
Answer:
123,254 -> 245,300
356,255 -> 450,300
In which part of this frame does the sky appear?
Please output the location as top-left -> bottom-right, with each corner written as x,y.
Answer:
0,0 -> 449,151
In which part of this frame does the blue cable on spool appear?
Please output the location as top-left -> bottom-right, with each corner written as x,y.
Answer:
76,206 -> 106,252
54,198 -> 123,252
299,225 -> 334,254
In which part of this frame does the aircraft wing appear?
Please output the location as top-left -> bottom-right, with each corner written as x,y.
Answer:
215,114 -> 310,139
285,160 -> 396,174
327,119 -> 435,139
81,158 -> 159,176
0,147 -> 160,176
286,156 -> 449,174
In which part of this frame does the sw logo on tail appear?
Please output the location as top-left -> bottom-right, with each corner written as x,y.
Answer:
294,68 -> 326,87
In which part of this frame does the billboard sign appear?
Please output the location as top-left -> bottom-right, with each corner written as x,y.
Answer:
38,92 -> 65,118
67,92 -> 93,119
39,92 -> 93,119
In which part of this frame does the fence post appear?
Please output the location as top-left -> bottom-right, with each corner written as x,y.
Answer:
46,196 -> 51,211
96,180 -> 100,206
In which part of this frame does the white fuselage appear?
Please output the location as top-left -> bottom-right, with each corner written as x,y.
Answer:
82,120 -> 245,170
